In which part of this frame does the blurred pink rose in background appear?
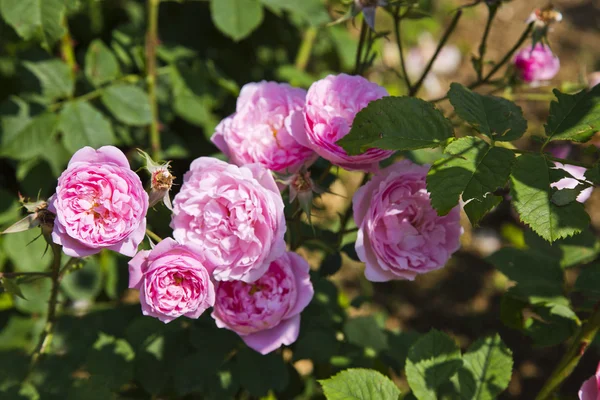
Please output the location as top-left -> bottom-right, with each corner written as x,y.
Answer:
293,73 -> 394,172
211,251 -> 313,355
212,81 -> 316,174
353,160 -> 462,281
128,238 -> 215,323
551,162 -> 593,203
579,362 -> 600,400
49,146 -> 148,257
513,43 -> 560,84
589,72 -> 600,89
171,157 -> 286,283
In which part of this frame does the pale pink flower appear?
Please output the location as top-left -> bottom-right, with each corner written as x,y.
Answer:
552,162 -> 593,203
293,74 -> 394,172
579,362 -> 600,400
211,251 -> 313,354
589,72 -> 600,89
211,81 -> 316,175
353,160 -> 462,281
170,157 -> 286,283
128,238 -> 215,323
513,43 -> 560,83
48,146 -> 148,257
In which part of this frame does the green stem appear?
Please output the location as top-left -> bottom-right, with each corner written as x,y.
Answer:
60,18 -> 77,83
0,271 -> 52,279
536,304 -> 600,400
146,0 -> 161,160
393,6 -> 412,92
510,148 -> 595,169
336,173 -> 369,247
29,243 -> 62,371
295,26 -> 318,72
410,10 -> 462,96
354,19 -> 368,75
476,5 -> 498,79
146,229 -> 163,243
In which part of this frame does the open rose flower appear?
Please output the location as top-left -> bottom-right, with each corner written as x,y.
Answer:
128,238 -> 215,323
513,43 -> 560,83
48,146 -> 148,257
353,160 -> 462,281
211,81 -> 316,175
171,157 -> 286,283
292,74 -> 394,172
211,251 -> 313,354
579,362 -> 600,400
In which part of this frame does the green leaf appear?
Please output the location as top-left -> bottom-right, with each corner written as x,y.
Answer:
293,328 -> 339,363
101,84 -> 152,126
574,263 -> 600,300
405,329 -> 463,400
236,348 -> 289,397
1,112 -> 58,160
319,252 -> 342,277
452,335 -> 513,400
170,64 -> 218,132
23,60 -> 74,101
210,0 -> 264,41
61,258 -> 102,301
510,154 -> 589,242
260,0 -> 330,25
1,228 -> 52,272
524,304 -> 578,347
551,185 -> 587,206
319,368 -> 401,400
84,39 -> 121,87
545,86 -> 600,143
487,248 -> 563,303
427,137 -> 515,219
59,101 -> 115,153
344,316 -> 388,352
463,195 -> 502,226
86,332 -> 134,390
337,97 -> 454,155
0,0 -> 65,50
448,83 -> 527,141
1,278 -> 25,299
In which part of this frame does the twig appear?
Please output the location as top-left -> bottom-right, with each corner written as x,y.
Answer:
60,18 -> 77,82
410,10 -> 462,96
336,173 -> 369,247
146,229 -> 163,243
146,0 -> 161,160
393,6 -> 411,92
509,148 -> 596,169
354,19 -> 368,75
0,271 -> 52,279
536,304 -> 600,400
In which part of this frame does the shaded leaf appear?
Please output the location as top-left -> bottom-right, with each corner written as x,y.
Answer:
101,84 -> 152,126
85,39 -> 121,87
337,97 -> 453,155
344,316 -> 388,352
23,60 -> 74,101
210,0 -> 264,42
59,101 -> 115,153
545,86 -> 600,143
0,0 -> 65,50
448,83 -> 527,141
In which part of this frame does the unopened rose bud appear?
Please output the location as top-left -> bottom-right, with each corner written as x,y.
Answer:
138,149 -> 175,211
2,197 -> 55,238
283,168 -> 323,224
354,0 -> 387,30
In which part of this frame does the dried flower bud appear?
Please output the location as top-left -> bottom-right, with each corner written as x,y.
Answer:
527,5 -> 563,27
281,168 -> 323,224
2,196 -> 55,237
354,0 -> 387,30
138,149 -> 175,211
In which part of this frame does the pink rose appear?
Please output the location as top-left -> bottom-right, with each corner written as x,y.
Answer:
552,163 -> 593,203
170,157 -> 286,283
293,74 -> 394,172
128,238 -> 215,323
353,160 -> 462,281
579,362 -> 600,400
211,251 -> 313,354
513,43 -> 560,83
48,146 -> 148,257
211,81 -> 316,174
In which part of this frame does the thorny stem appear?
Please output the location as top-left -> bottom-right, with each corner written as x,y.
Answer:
393,6 -> 412,92
431,22 -> 534,103
29,242 -> 62,372
476,5 -> 498,79
295,26 -> 318,72
146,0 -> 161,160
535,304 -> 600,400
410,10 -> 462,96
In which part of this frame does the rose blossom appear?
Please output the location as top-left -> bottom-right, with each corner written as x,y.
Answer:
513,43 -> 560,83
551,162 -> 593,203
211,251 -> 313,354
128,238 -> 215,323
171,157 -> 286,283
211,81 -> 316,174
353,160 -> 462,281
48,146 -> 148,257
579,362 -> 600,400
292,74 -> 394,172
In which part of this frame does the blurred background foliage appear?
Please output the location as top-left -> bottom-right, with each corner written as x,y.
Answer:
0,0 -> 599,399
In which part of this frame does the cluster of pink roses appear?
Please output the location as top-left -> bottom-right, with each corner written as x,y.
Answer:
47,73 -> 463,353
